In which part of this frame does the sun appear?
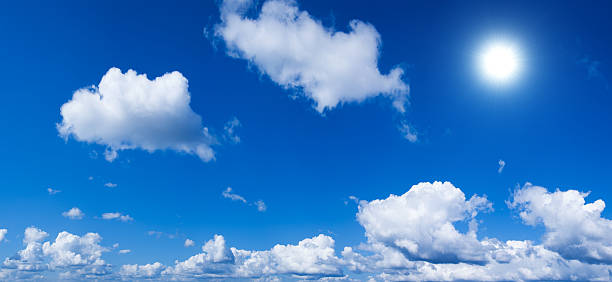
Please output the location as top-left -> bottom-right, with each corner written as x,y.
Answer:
478,41 -> 522,84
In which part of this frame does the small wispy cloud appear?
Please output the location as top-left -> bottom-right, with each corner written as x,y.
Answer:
47,188 -> 61,195
62,207 -> 84,220
222,187 -> 267,212
222,187 -> 247,203
399,122 -> 418,143
254,200 -> 267,212
104,182 -> 117,188
147,230 -> 176,239
498,159 -> 506,174
101,212 -> 133,222
119,249 -> 131,254
224,117 -> 241,144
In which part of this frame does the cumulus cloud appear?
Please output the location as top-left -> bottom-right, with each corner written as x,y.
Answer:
62,207 -> 84,220
101,212 -> 133,222
57,67 -> 215,162
357,181 -> 493,264
0,229 -> 6,243
509,183 -> 612,264
2,227 -> 110,279
215,0 -> 408,113
42,232 -> 107,270
157,234 -> 343,279
119,262 -> 165,279
498,159 -> 506,173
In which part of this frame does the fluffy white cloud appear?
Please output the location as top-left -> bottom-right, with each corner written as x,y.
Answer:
162,234 -> 235,278
509,183 -> 612,264
120,262 -> 165,279
62,207 -> 84,220
350,240 -> 612,281
357,181 -> 493,264
185,238 -> 195,247
57,67 -> 215,162
42,231 -> 107,269
0,229 -> 6,243
233,234 -> 343,279
2,227 -> 110,279
215,0 -> 408,113
104,182 -> 117,188
160,234 -> 343,279
118,249 -> 131,254
101,212 -> 133,222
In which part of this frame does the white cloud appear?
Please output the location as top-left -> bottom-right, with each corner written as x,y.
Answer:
0,229 -> 5,243
254,200 -> 267,212
398,122 -> 418,143
101,212 -> 133,222
161,234 -> 343,279
57,67 -> 215,162
224,117 -> 241,144
215,0 -> 408,113
222,187 -> 247,203
4,183 -> 612,280
62,207 -> 84,220
120,262 -> 165,279
104,182 -> 117,188
357,181 -> 493,264
42,231 -> 107,269
509,183 -> 612,264
222,187 -> 267,212
118,249 -> 131,254
162,234 -> 235,278
47,188 -> 61,195
2,227 -> 110,279
185,239 -> 195,247
498,159 -> 505,173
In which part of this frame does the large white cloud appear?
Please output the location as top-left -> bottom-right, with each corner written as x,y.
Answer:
215,0 -> 408,113
57,67 -> 215,162
357,181 -> 494,264
1,227 -> 110,279
509,183 -> 612,264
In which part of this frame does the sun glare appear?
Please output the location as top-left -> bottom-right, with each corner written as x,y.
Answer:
478,41 -> 522,84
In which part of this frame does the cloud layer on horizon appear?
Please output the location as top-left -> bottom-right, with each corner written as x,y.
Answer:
3,182 -> 612,280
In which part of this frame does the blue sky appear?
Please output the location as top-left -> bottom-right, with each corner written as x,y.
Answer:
1,0 -> 611,280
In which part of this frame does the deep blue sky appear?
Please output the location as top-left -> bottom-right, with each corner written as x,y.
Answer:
0,0 -> 611,273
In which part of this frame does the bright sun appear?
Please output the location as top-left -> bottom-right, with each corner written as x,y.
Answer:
479,41 -> 521,84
